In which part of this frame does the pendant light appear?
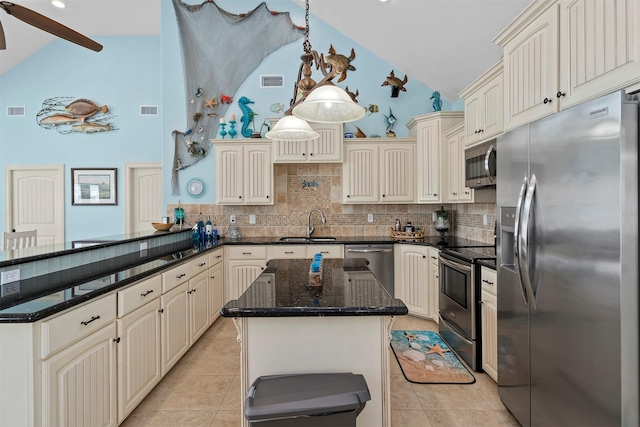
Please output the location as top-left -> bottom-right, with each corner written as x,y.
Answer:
265,115 -> 319,140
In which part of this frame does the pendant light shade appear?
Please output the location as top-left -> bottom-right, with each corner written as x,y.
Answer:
292,85 -> 366,124
265,115 -> 319,141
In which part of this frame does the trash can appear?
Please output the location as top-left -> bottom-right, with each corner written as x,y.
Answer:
244,372 -> 371,426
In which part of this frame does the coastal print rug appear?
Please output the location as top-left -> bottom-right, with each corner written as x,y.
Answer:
390,330 -> 475,384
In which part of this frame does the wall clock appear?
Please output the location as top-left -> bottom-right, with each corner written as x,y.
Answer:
187,178 -> 204,197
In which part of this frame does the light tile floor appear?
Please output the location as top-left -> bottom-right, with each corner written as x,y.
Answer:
121,315 -> 519,427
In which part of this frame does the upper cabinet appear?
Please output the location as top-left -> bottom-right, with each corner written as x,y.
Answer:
269,119 -> 344,163
444,123 -> 473,203
342,138 -> 416,204
214,141 -> 273,205
494,0 -> 640,131
458,61 -> 504,148
407,112 -> 464,204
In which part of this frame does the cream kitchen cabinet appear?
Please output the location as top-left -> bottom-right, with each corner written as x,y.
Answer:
481,265 -> 498,382
495,0 -> 640,131
160,281 -> 189,376
208,248 -> 224,324
395,244 -> 439,321
445,123 -> 473,203
225,245 -> 268,302
270,120 -> 344,163
427,246 -> 440,322
214,141 -> 273,205
407,112 -> 464,204
116,275 -> 162,423
188,269 -> 210,345
343,139 -> 415,204
458,61 -> 504,147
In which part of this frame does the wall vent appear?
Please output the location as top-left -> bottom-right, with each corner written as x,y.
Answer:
260,75 -> 284,88
140,105 -> 159,116
7,106 -> 25,116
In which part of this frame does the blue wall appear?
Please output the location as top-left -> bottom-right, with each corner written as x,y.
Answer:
1,0 -> 462,241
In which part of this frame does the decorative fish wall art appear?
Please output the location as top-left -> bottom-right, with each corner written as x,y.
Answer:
36,97 -> 115,134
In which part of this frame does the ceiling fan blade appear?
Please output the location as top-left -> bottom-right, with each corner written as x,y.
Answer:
0,19 -> 6,50
0,1 -> 102,52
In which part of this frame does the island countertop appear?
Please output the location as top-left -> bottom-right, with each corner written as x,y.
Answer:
221,258 -> 408,317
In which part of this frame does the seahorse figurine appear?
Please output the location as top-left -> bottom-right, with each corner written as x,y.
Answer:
238,96 -> 256,138
430,91 -> 443,112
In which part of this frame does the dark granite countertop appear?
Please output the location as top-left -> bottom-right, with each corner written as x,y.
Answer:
221,258 -> 408,317
478,259 -> 497,269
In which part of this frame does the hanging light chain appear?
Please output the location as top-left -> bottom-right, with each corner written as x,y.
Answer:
303,0 -> 311,54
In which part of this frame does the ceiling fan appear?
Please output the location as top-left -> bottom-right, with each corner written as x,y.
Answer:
0,1 -> 102,51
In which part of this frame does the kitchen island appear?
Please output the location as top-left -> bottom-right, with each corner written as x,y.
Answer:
221,258 -> 408,427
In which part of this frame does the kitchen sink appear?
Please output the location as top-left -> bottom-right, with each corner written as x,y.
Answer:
278,237 -> 336,242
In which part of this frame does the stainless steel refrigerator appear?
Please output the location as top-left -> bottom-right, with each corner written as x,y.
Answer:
496,90 -> 639,426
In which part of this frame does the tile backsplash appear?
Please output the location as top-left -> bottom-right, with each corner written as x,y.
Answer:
168,164 -> 496,244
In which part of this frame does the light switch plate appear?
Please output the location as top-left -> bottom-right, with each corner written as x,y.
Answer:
250,215 -> 256,224
367,213 -> 374,223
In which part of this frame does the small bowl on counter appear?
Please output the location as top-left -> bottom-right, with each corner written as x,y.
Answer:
151,222 -> 173,231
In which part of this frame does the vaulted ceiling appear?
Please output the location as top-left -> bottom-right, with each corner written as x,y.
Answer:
0,0 -> 530,101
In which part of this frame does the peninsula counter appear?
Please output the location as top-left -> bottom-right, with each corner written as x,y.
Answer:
221,258 -> 408,427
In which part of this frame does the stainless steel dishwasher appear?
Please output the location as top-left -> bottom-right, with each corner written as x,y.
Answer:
344,244 -> 394,296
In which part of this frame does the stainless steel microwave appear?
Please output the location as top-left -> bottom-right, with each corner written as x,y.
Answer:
465,140 -> 496,188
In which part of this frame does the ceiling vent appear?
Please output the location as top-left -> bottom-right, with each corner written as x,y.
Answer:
140,105 -> 158,116
260,75 -> 284,88
7,106 -> 25,116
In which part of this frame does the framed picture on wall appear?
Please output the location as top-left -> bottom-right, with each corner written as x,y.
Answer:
71,168 -> 117,205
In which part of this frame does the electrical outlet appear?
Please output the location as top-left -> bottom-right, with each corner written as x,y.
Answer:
1,269 -> 20,285
432,212 -> 437,221
1,282 -> 20,297
230,215 -> 236,224
483,214 -> 488,226
139,241 -> 148,251
367,213 -> 374,223
249,215 -> 256,224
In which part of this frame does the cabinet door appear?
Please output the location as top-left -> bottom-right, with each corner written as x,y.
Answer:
309,123 -> 343,162
379,144 -> 415,203
117,299 -> 161,424
343,145 -> 378,203
464,93 -> 482,146
457,132 -> 473,202
480,73 -> 504,141
226,260 -> 266,301
216,145 -> 244,204
559,0 -> 640,109
447,134 -> 460,201
160,282 -> 189,376
503,5 -> 559,131
396,245 -> 430,317
416,122 -> 442,203
42,323 -> 117,427
273,139 -> 308,162
244,145 -> 273,204
428,248 -> 440,320
481,290 -> 498,382
208,262 -> 224,324
189,270 -> 210,345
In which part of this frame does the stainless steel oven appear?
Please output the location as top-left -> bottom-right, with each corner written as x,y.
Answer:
465,139 -> 496,189
438,245 -> 496,371
439,252 -> 478,370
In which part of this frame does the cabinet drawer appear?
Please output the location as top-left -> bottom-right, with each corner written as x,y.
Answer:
189,255 -> 210,276
117,275 -> 162,318
481,266 -> 497,296
226,245 -> 267,260
307,244 -> 343,259
209,248 -> 224,266
161,262 -> 191,294
41,295 -> 117,359
269,245 -> 306,260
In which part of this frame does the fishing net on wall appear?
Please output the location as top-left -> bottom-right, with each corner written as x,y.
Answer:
170,0 -> 303,195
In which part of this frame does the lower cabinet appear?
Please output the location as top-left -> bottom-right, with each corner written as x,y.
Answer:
209,261 -> 224,324
395,244 -> 439,321
481,266 -> 498,382
225,246 -> 267,302
160,282 -> 190,376
189,269 -> 210,345
42,323 -> 117,427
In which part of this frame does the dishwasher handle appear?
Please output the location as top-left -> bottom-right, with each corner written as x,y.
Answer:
346,248 -> 393,253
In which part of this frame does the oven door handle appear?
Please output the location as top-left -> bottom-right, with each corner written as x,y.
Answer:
514,176 -> 529,308
438,254 -> 472,274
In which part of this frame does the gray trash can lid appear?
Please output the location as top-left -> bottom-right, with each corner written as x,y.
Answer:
245,372 -> 371,421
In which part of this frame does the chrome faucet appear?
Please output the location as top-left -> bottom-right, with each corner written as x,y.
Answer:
307,208 -> 327,239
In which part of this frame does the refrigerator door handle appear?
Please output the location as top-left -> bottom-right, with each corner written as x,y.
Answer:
514,176 -> 529,307
520,174 -> 538,313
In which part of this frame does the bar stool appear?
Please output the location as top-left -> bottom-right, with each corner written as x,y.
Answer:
3,230 -> 37,250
